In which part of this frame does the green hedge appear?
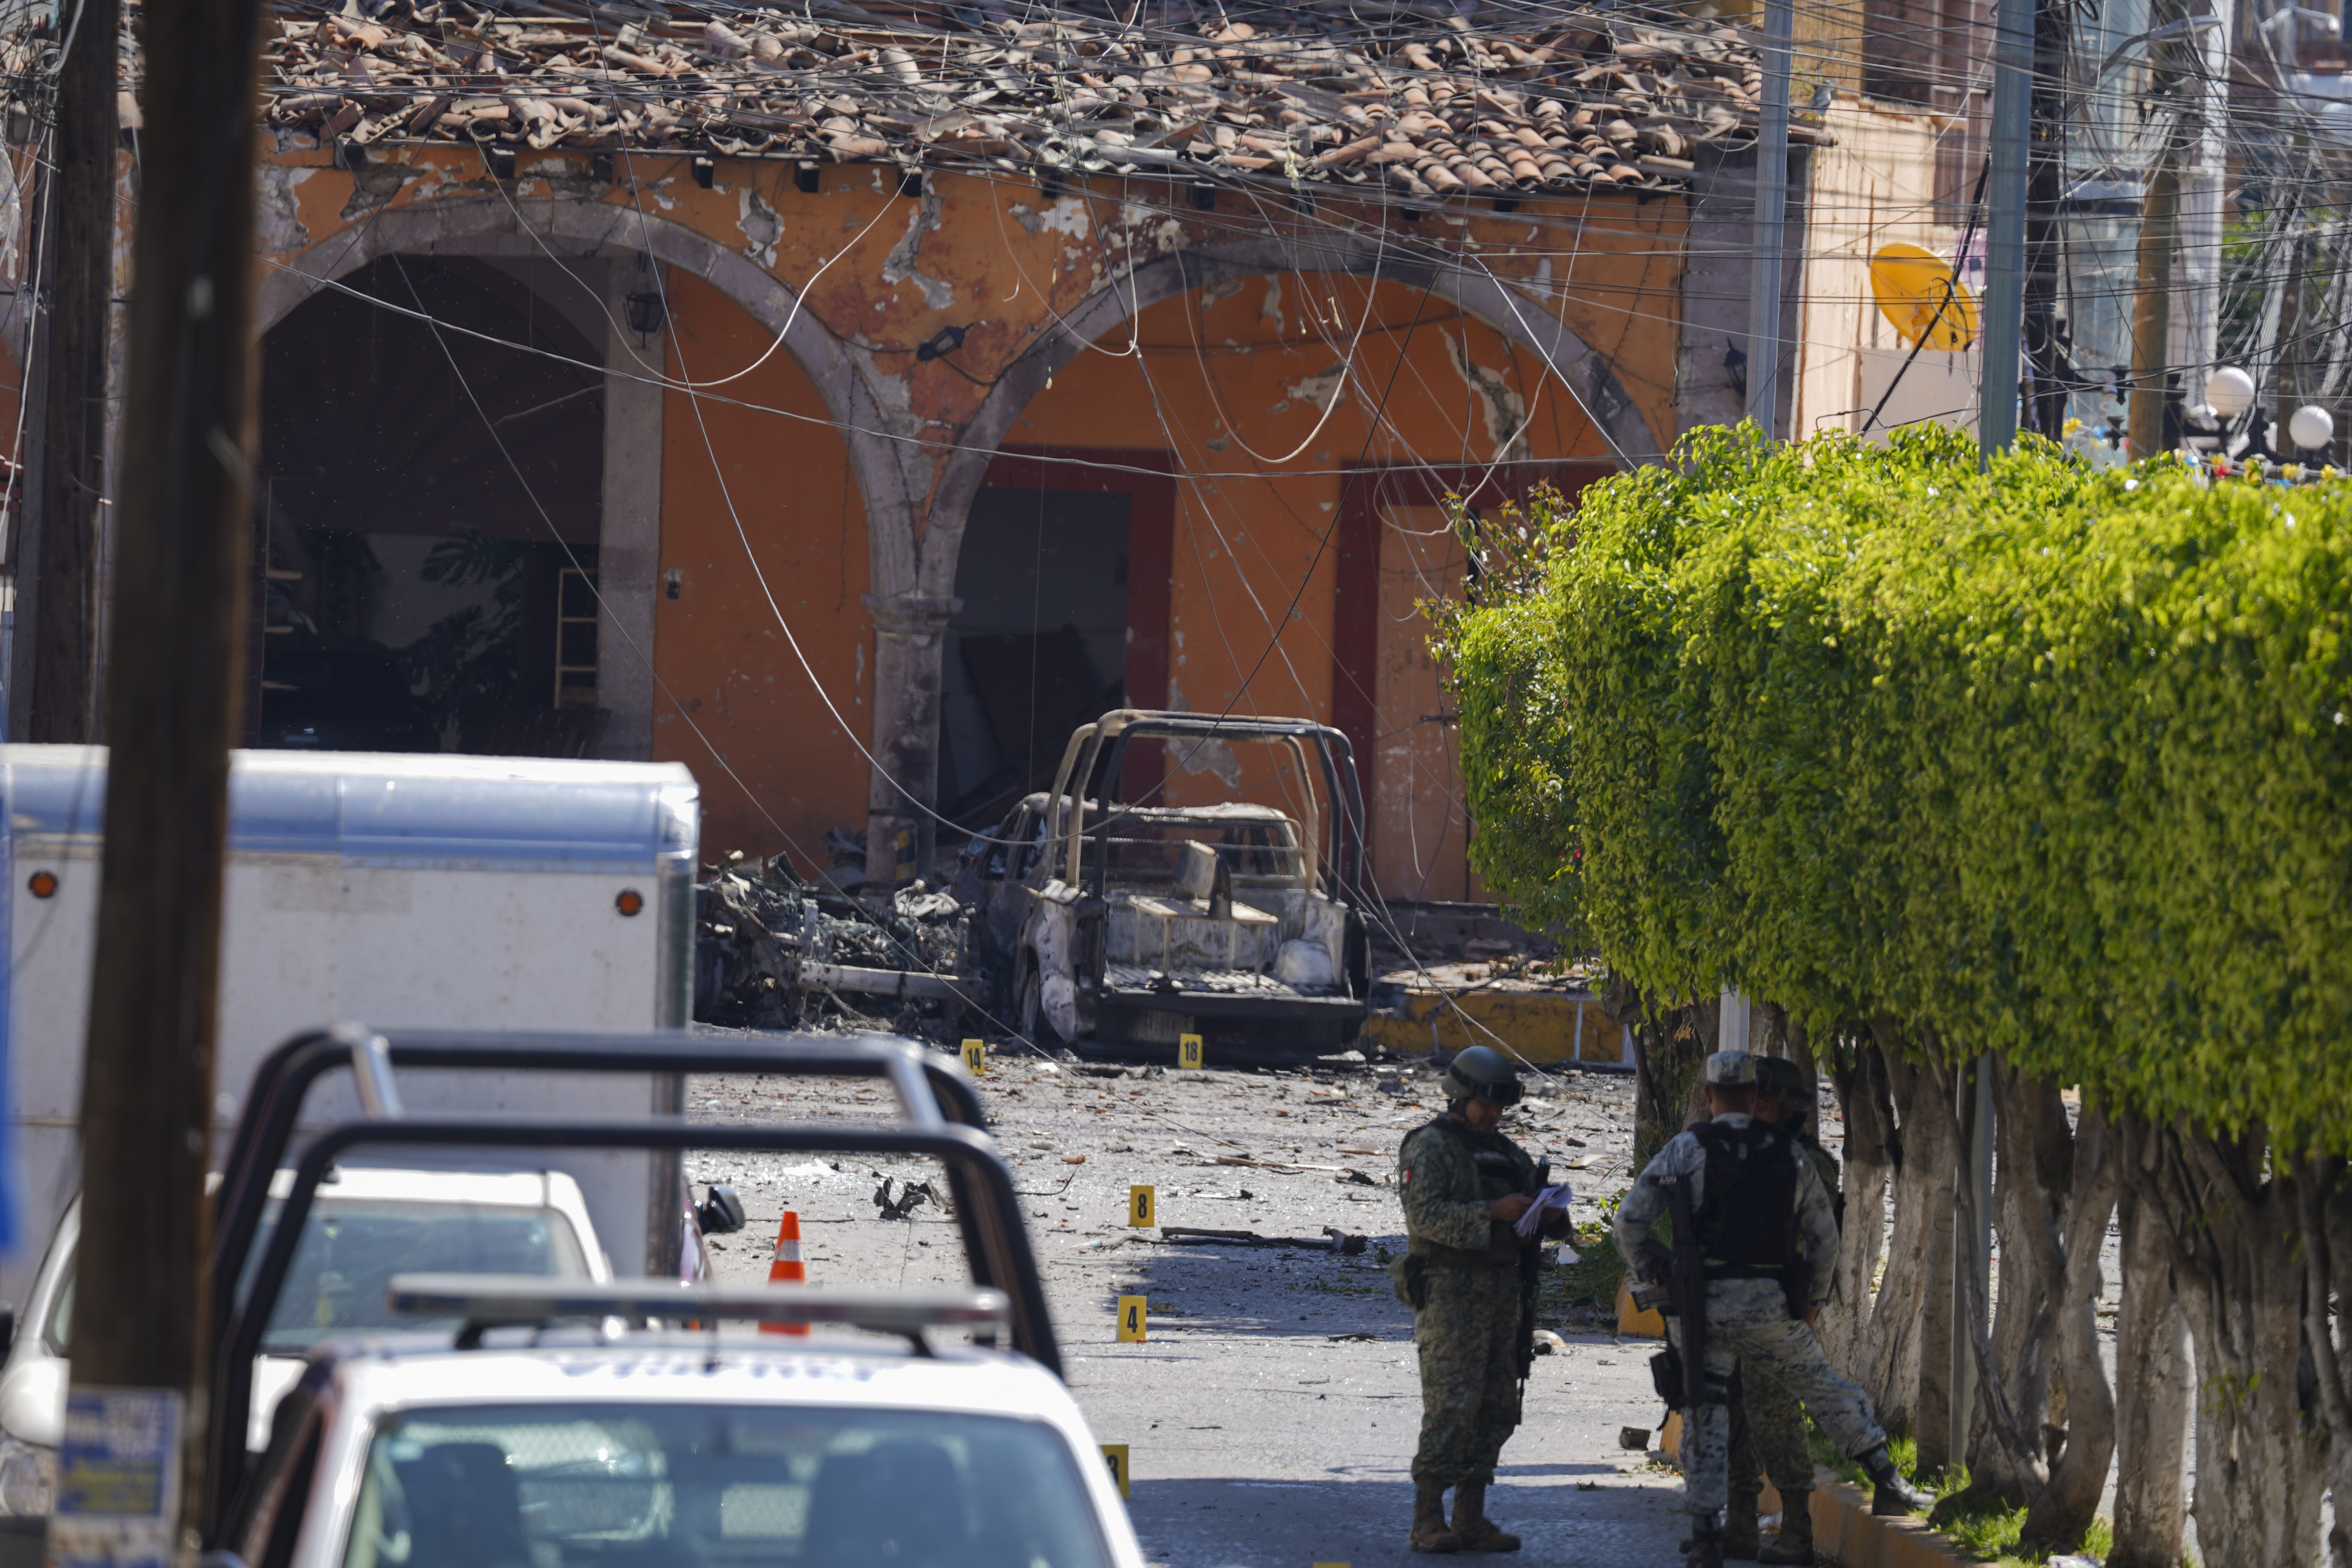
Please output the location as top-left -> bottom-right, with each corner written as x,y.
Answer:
1447,424 -> 2352,1156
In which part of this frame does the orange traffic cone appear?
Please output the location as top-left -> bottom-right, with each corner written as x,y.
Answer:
761,1210 -> 808,1336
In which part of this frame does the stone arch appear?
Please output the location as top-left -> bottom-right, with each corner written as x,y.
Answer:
262,192 -> 929,597
912,231 -> 1661,599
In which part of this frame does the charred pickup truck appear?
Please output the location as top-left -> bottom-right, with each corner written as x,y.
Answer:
952,711 -> 1372,1060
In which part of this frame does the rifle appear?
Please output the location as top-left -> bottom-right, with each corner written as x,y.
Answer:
1641,1173 -> 1710,1418
1514,1155 -> 1549,1388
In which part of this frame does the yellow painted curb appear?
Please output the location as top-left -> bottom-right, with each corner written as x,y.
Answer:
1359,988 -> 1629,1066
1806,1470 -> 1978,1568
1653,1432 -> 1973,1567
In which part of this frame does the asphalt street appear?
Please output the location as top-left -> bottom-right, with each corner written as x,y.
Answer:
685,1047 -> 1693,1568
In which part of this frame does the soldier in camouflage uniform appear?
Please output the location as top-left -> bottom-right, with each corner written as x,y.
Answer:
1721,1057 -> 1843,1563
1396,1045 -> 1571,1554
1615,1051 -> 1929,1568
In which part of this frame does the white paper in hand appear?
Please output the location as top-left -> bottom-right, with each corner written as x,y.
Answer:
1514,1181 -> 1575,1238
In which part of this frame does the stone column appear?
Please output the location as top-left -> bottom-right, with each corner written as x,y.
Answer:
861,592 -> 959,892
597,254 -> 664,761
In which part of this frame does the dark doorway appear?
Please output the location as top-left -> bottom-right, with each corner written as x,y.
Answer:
943,488 -> 1131,819
255,255 -> 606,755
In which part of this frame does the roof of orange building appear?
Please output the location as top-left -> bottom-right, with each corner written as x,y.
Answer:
254,0 -> 1807,200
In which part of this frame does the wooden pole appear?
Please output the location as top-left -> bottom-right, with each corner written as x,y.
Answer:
26,0 -> 118,741
2127,161 -> 2179,460
53,0 -> 263,1552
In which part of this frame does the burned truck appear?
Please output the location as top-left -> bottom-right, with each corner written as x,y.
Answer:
952,711 -> 1371,1059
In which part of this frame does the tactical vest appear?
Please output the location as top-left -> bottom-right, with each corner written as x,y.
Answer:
1690,1119 -> 1800,1276
1402,1115 -> 1526,1268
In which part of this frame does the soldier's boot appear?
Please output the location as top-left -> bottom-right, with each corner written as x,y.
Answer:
1756,1491 -> 1814,1565
1683,1520 -> 1725,1568
1720,1488 -> 1762,1559
1409,1483 -> 1463,1553
1448,1480 -> 1520,1553
1857,1446 -> 1933,1515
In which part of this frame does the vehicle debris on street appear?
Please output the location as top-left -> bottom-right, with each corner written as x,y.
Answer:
694,848 -> 977,1034
1158,1225 -> 1368,1254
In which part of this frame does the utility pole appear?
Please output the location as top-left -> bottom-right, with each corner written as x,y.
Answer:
2127,9 -> 2192,460
2020,0 -> 2073,438
25,0 -> 118,741
48,0 -> 265,1557
2174,0 -> 2236,422
1980,0 -> 2033,459
1743,0 -> 1793,438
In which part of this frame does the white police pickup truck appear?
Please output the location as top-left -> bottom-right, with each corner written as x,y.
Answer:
216,1278 -> 1140,1568
0,1167 -> 619,1523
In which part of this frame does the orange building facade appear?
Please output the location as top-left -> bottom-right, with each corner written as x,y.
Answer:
229,144 -> 1690,902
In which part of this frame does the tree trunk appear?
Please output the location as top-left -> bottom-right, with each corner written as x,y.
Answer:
1959,1061 -> 2067,1505
1622,980 -> 1713,1166
2017,1101 -> 2120,1550
2294,1157 -> 2349,1568
2132,1119 -> 2323,1567
1876,1046 -> 1957,1460
1820,1033 -> 1897,1377
2109,1180 -> 2193,1568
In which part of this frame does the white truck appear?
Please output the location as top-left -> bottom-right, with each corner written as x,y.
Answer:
0,745 -> 704,1305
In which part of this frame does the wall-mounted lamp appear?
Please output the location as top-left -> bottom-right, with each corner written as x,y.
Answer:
624,291 -> 667,347
915,324 -> 968,362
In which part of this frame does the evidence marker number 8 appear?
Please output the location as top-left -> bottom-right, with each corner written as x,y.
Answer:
1129,1186 -> 1154,1227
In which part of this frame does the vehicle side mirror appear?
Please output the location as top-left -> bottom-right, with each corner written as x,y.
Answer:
697,1185 -> 746,1236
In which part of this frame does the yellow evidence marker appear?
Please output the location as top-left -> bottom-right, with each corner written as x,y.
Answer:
1177,1033 -> 1203,1070
1100,1445 -> 1131,1499
961,1038 -> 986,1075
1129,1185 -> 1155,1227
1116,1295 -> 1148,1343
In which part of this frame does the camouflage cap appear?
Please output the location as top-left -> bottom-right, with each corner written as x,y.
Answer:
1702,1049 -> 1757,1087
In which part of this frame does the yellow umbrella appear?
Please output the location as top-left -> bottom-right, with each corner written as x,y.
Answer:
1869,242 -> 1978,351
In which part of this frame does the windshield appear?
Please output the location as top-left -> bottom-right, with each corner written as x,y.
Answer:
343,1403 -> 1113,1568
251,1199 -> 590,1354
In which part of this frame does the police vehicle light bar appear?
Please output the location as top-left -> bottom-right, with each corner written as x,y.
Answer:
387,1274 -> 1012,1339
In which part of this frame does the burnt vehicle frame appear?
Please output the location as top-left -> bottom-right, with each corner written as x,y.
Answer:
954,710 -> 1372,1059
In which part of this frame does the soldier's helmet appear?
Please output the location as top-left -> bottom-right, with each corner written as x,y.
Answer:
1442,1044 -> 1524,1107
1702,1049 -> 1758,1087
1753,1056 -> 1815,1130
